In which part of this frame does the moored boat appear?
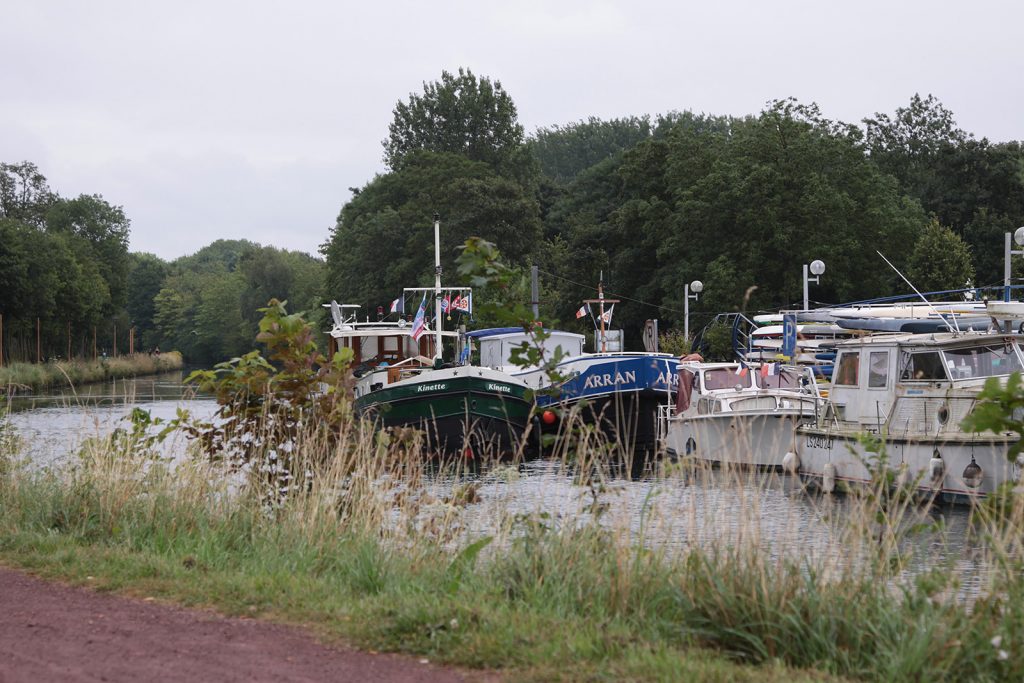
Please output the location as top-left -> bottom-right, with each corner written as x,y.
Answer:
326,215 -> 534,459
793,332 -> 1022,501
662,361 -> 821,469
466,327 -> 679,453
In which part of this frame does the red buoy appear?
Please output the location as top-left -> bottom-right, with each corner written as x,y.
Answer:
541,410 -> 557,425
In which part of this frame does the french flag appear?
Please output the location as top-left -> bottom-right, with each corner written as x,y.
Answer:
389,297 -> 403,314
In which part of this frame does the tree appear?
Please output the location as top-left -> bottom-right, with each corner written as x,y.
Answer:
323,150 -> 543,310
906,219 -> 976,293
383,68 -> 525,171
529,116 -> 653,185
0,161 -> 56,227
45,194 -> 132,312
126,253 -> 171,350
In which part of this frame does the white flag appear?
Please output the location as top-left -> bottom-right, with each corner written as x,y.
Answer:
600,304 -> 615,325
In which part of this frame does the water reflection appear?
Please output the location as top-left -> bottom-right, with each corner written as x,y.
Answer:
2,372 -> 217,466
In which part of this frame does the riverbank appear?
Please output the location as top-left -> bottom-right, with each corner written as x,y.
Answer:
0,352 -> 183,393
1,422 -> 1021,682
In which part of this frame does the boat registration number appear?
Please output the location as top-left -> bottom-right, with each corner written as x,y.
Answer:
805,434 -> 834,450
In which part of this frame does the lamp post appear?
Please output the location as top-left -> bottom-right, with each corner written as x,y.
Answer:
802,259 -> 825,311
684,279 -> 703,343
1002,227 -> 1024,302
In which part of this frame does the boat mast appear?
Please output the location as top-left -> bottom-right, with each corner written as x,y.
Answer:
583,271 -> 619,353
433,212 -> 443,361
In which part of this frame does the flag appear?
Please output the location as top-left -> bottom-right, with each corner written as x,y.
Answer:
389,297 -> 403,314
410,294 -> 428,341
453,291 -> 470,313
735,362 -> 749,378
441,292 -> 451,313
575,304 -> 589,319
600,304 -> 615,325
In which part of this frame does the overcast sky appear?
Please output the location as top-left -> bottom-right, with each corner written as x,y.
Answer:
2,0 -> 1021,261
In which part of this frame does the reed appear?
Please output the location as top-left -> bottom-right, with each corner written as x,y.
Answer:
0,352 -> 184,392
1,405 -> 1022,681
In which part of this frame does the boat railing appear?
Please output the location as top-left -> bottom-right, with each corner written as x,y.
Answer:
656,403 -> 674,446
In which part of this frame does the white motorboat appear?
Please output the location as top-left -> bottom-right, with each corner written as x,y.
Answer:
661,361 -> 821,468
793,332 -> 1022,501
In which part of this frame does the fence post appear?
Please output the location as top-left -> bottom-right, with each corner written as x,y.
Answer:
113,324 -> 117,357
93,327 -> 97,361
0,313 -> 4,368
67,320 -> 71,361
36,317 -> 41,364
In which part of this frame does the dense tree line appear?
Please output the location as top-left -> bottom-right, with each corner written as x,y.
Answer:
0,162 -> 132,361
323,72 -> 1024,346
1,162 -> 324,365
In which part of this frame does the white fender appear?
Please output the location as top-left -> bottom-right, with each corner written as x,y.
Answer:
822,462 -> 836,494
782,450 -> 800,474
929,453 -> 945,489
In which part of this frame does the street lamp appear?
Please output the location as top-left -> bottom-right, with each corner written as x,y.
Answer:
1003,228 -> 1024,302
684,279 -> 703,343
803,259 -> 825,311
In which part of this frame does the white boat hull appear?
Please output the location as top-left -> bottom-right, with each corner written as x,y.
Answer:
665,409 -> 811,469
796,426 -> 1018,499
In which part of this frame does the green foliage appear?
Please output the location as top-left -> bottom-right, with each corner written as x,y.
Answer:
960,371 -> 1024,461
126,253 -> 171,351
0,161 -> 56,227
183,300 -> 355,490
529,116 -> 654,185
866,94 -> 1024,285
152,242 -> 325,364
657,328 -> 691,356
699,321 -> 734,361
384,68 -> 525,171
905,218 -> 976,293
322,151 -> 542,312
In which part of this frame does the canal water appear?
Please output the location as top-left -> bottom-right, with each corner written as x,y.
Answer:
1,372 -> 988,593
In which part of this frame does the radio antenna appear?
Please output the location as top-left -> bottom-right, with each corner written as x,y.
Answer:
876,250 -> 961,334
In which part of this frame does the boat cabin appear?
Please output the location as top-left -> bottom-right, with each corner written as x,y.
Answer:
675,362 -> 812,415
466,328 -> 585,370
825,333 -> 1024,433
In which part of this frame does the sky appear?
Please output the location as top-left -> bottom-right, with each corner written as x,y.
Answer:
2,0 -> 1022,261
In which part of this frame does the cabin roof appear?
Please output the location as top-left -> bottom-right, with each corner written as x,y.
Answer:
465,328 -> 585,341
831,331 -> 1024,350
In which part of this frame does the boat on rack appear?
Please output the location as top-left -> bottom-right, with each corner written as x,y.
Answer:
793,331 -> 1022,501
465,327 -> 679,453
325,216 -> 533,459
660,361 -> 821,469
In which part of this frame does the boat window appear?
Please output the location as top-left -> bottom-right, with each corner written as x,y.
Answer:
834,352 -> 860,386
868,351 -> 889,388
731,396 -> 779,412
900,352 -> 948,381
703,368 -> 753,390
760,369 -> 799,389
943,344 -> 1024,379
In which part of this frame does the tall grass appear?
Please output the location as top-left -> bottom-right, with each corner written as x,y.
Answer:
2,405 -> 1023,681
0,352 -> 184,392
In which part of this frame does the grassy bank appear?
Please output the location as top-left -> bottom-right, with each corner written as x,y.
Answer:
2,416 -> 1023,682
0,351 -> 183,392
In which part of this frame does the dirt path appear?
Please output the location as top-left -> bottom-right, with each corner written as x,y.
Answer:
0,568 -> 478,683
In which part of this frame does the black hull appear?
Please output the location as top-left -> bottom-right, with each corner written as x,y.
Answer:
554,389 -> 669,455
369,411 -> 533,460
